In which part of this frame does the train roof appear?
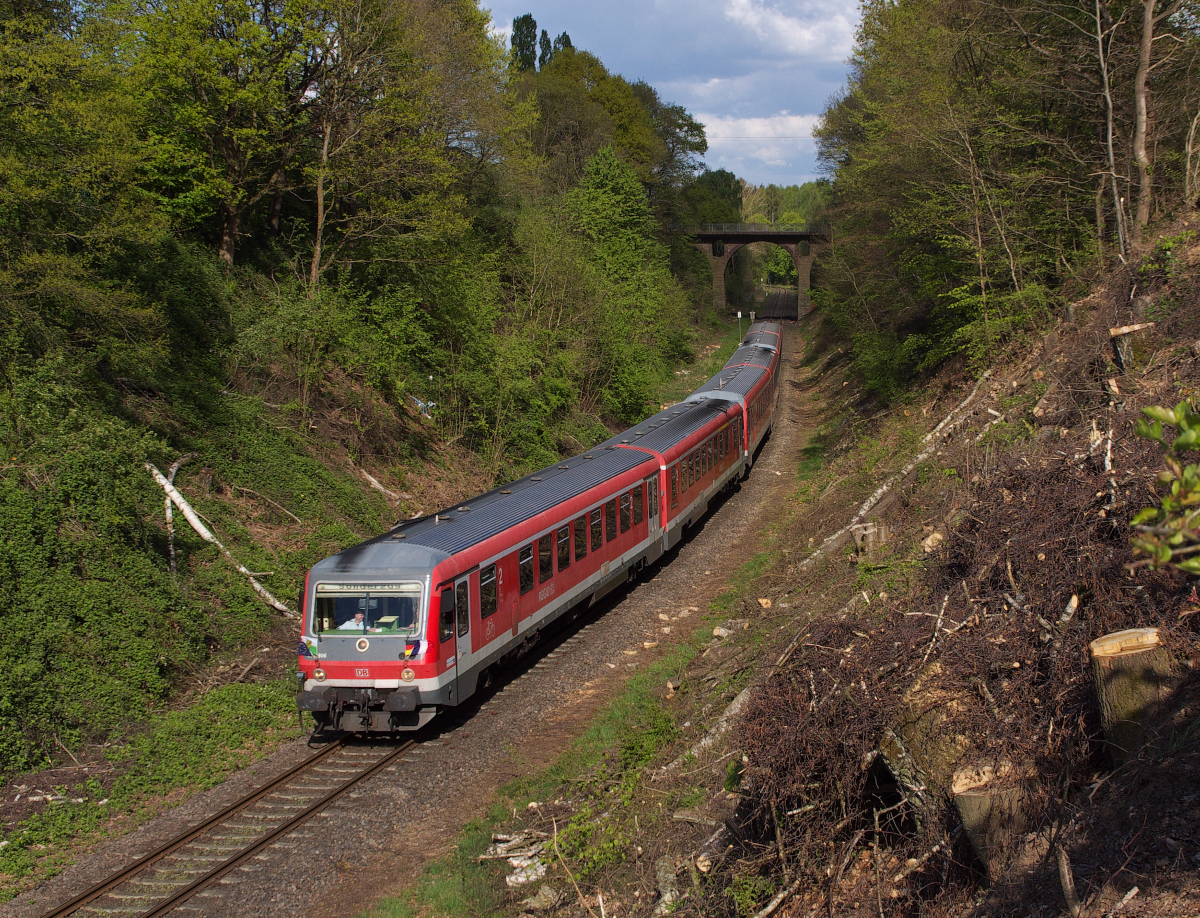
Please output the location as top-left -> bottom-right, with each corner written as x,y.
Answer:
741,322 -> 782,351
687,363 -> 768,401
374,447 -> 654,558
725,343 -> 776,369
595,398 -> 734,454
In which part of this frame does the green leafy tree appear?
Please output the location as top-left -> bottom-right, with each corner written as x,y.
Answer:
1131,402 -> 1200,573
126,0 -> 327,267
510,12 -> 536,71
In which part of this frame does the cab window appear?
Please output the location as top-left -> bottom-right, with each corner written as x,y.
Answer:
519,545 -> 534,595
439,587 -> 454,642
539,533 -> 553,583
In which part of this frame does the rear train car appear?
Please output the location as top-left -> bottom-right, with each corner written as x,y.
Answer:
295,322 -> 783,732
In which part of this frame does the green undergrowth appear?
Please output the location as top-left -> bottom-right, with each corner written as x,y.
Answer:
0,680 -> 299,899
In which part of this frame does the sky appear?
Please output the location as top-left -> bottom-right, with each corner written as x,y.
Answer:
486,0 -> 861,188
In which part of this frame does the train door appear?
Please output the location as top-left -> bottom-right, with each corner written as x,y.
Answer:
646,477 -> 661,539
453,575 -> 471,698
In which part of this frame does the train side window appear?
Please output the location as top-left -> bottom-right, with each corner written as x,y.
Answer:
619,493 -> 631,533
680,462 -> 687,493
605,498 -> 617,542
519,545 -> 535,595
480,565 -> 497,618
456,580 -> 469,637
650,479 -> 659,517
439,587 -> 454,642
591,508 -> 602,550
693,451 -> 699,484
632,484 -> 644,525
539,533 -> 553,583
670,467 -> 678,506
557,526 -> 571,571
574,516 -> 587,560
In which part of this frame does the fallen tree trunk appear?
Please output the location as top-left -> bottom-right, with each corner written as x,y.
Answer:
1090,628 -> 1176,766
146,463 -> 297,619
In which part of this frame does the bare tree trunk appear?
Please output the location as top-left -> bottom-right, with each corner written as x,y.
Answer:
1096,0 -> 1129,260
165,454 -> 191,579
1133,0 -> 1156,233
268,190 -> 283,237
309,122 -> 332,291
1187,106 -> 1200,208
219,204 -> 242,268
1133,0 -> 1184,234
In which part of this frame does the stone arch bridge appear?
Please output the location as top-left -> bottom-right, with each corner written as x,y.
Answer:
691,224 -> 829,317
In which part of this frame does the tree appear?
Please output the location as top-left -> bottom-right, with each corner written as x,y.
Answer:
511,12 -> 535,71
128,0 -> 326,267
538,27 -> 550,69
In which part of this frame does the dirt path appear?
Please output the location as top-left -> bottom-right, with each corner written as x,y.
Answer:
5,324 -> 816,918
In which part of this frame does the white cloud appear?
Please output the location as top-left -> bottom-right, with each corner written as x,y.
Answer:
699,112 -> 821,178
725,0 -> 854,60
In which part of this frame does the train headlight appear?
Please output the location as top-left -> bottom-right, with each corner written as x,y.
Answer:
313,668 -> 327,682
401,668 -> 415,683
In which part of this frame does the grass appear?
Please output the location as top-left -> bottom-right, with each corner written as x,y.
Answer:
0,680 -> 300,900
655,319 -> 745,407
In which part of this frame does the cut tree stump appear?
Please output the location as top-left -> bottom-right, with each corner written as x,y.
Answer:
1090,628 -> 1177,767
952,762 -> 1032,878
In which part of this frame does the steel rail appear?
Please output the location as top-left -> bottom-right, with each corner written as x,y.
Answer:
135,739 -> 415,918
39,738 -> 346,918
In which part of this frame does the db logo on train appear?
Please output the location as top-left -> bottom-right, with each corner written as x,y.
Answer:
356,668 -> 369,677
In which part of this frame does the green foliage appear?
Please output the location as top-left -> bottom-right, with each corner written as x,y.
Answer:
730,874 -> 776,917
1132,402 -> 1200,574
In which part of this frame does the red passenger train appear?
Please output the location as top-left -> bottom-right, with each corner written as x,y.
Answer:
295,323 -> 783,732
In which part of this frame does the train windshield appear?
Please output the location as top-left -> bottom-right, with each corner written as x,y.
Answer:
312,583 -> 423,637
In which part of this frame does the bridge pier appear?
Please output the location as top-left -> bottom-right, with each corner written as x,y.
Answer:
690,224 -> 828,317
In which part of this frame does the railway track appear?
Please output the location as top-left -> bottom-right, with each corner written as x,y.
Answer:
40,738 -> 415,918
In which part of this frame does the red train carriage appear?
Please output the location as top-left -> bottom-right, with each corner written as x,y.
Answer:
295,323 -> 783,732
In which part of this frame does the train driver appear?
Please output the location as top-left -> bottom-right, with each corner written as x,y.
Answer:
338,611 -> 366,630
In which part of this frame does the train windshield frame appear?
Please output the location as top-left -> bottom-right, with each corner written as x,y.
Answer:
312,582 -> 424,637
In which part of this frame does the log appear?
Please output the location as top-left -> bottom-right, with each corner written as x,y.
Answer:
1090,628 -> 1176,767
951,762 -> 1031,878
877,662 -> 968,828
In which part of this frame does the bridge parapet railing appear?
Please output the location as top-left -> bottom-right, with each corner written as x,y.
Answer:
691,223 -> 830,235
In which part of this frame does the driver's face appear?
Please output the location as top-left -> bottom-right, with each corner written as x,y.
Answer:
354,612 -> 365,621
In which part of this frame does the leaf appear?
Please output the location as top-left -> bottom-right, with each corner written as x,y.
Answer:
1175,557 -> 1200,575
1142,405 -> 1177,425
1131,507 -> 1159,525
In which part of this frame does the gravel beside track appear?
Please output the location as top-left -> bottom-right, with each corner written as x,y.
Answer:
6,323 -> 810,918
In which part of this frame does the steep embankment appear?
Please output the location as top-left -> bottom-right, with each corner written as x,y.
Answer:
457,229 -> 1200,918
